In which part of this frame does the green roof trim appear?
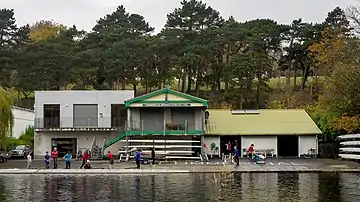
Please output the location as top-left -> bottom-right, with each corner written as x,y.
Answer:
205,109 -> 322,135
125,88 -> 208,107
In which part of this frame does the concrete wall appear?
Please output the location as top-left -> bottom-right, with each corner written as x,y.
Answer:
299,135 -> 318,156
203,136 -> 220,157
34,131 -> 125,158
12,107 -> 34,139
34,90 -> 134,128
241,136 -> 277,156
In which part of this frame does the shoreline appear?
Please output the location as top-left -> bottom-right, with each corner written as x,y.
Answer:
0,168 -> 360,175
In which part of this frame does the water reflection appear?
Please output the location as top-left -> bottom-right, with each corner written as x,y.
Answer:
0,173 -> 360,202
318,173 -> 340,202
278,172 -> 299,201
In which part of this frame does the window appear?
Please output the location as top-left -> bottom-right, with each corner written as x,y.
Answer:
43,104 -> 60,128
73,104 -> 98,128
111,104 -> 127,128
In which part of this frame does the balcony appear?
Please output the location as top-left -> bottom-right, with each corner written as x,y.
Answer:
34,117 -> 127,132
127,119 -> 205,136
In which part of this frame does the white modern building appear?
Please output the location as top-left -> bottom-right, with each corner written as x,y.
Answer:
33,90 -> 134,158
12,106 -> 34,138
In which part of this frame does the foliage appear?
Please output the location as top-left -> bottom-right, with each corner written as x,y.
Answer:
0,3 -> 360,140
18,126 -> 34,145
0,87 -> 15,139
29,20 -> 66,41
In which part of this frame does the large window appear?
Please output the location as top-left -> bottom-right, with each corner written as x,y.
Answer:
43,104 -> 60,128
73,104 -> 98,128
111,104 -> 127,128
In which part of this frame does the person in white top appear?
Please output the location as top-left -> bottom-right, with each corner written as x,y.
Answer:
27,153 -> 32,169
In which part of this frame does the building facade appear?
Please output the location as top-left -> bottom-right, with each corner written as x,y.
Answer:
12,107 -> 34,139
33,89 -> 321,159
33,90 -> 134,158
205,109 -> 322,158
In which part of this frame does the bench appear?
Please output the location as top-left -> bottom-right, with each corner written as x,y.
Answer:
242,148 -> 276,158
165,156 -> 200,159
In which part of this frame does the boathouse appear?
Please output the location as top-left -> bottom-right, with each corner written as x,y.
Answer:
205,109 -> 322,158
33,88 -> 321,159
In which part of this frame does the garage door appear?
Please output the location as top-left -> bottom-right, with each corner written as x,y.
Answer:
299,136 -> 317,156
242,136 -> 277,156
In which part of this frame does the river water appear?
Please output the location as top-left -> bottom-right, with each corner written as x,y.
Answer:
0,173 -> 359,202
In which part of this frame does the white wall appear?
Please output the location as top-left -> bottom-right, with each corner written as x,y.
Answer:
299,135 -> 317,156
34,90 -> 134,128
12,107 -> 34,139
241,136 -> 277,156
34,131 -> 125,158
203,136 -> 220,157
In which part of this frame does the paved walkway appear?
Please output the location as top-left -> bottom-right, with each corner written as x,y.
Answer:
0,158 -> 359,174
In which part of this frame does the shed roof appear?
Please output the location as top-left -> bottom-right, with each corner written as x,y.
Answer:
205,109 -> 322,135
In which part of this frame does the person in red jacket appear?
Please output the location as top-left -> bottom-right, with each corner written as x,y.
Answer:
80,149 -> 91,169
107,151 -> 114,169
248,144 -> 255,160
51,148 -> 59,169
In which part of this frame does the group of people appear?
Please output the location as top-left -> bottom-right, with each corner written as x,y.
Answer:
225,141 -> 255,166
26,147 -> 153,169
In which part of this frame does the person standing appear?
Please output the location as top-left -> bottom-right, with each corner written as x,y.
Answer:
233,146 -> 239,166
27,152 -> 32,169
248,144 -> 255,160
107,151 -> 114,169
63,151 -> 72,169
135,149 -> 141,169
80,149 -> 90,169
225,141 -> 232,155
151,147 -> 155,165
44,151 -> 50,169
51,148 -> 59,169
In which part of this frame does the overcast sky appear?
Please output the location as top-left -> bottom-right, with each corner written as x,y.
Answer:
1,0 -> 359,33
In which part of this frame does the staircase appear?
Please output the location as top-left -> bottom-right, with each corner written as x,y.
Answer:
105,133 -> 127,149
89,136 -> 106,159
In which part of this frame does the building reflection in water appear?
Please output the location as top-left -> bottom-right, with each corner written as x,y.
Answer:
241,173 -> 278,201
299,173 -> 319,200
318,172 -> 340,202
278,172 -> 299,201
135,176 -> 141,200
0,172 -> 359,201
0,177 -> 7,202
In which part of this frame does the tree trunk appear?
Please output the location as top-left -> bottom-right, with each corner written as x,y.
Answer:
177,78 -> 181,91
256,74 -> 261,108
186,67 -> 192,93
300,62 -> 309,90
132,84 -> 137,97
286,38 -> 294,92
224,51 -> 230,91
195,61 -> 205,97
181,67 -> 186,92
293,66 -> 297,91
240,91 -> 244,110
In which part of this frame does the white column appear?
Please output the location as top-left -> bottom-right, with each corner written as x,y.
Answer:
127,108 -> 131,130
298,136 -> 301,157
241,136 -> 244,157
275,136 -> 278,157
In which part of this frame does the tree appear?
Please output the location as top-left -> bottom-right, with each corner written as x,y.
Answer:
0,87 -> 15,139
0,9 -> 18,87
309,7 -> 351,72
164,0 -> 224,93
29,20 -> 66,42
84,6 -> 154,93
